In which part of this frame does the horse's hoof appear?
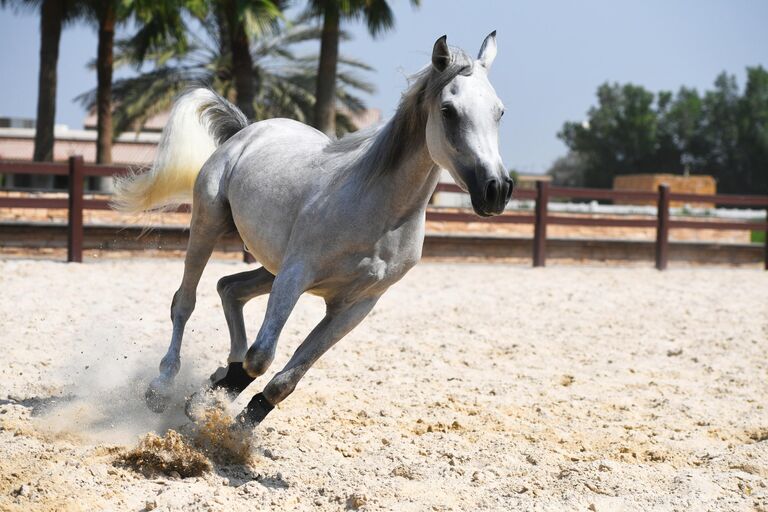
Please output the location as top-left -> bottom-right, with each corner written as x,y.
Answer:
234,392 -> 274,429
184,390 -> 213,421
185,387 -> 239,421
212,362 -> 256,394
184,391 -> 200,420
145,378 -> 171,413
208,365 -> 229,384
184,362 -> 254,421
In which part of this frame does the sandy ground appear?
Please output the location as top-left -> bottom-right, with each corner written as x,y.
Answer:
0,258 -> 766,511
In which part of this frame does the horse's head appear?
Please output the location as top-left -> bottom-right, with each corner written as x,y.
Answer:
425,32 -> 512,217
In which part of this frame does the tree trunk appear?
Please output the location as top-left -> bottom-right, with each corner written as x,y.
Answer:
313,6 -> 340,136
22,0 -> 64,188
91,2 -> 116,191
225,1 -> 255,120
96,3 -> 116,166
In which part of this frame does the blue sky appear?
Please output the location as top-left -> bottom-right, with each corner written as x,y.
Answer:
1,0 -> 766,173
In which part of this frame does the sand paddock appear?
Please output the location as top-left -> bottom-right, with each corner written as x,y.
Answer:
0,259 -> 766,511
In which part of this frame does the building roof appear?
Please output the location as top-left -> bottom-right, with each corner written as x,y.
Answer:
0,126 -> 157,165
0,105 -> 384,167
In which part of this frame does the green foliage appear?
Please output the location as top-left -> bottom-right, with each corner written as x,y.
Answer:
555,67 -> 768,194
76,11 -> 374,136
751,230 -> 765,243
117,0 -> 199,63
547,152 -> 588,187
305,0 -> 420,38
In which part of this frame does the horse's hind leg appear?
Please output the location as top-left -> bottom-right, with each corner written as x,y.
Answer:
218,267 -> 275,365
145,200 -> 228,412
202,267 -> 275,396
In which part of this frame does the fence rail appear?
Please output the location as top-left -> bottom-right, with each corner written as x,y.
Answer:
1,158 -> 767,269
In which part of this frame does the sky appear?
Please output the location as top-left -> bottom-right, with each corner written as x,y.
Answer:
0,0 -> 767,174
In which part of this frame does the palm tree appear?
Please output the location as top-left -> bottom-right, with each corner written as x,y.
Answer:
84,0 -> 282,156
215,0 -> 284,120
307,0 -> 419,136
84,0 -> 191,164
77,13 -> 374,137
91,1 -> 117,164
1,0 -> 85,187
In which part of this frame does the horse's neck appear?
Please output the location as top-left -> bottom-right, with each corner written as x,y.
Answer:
387,145 -> 440,213
355,139 -> 438,222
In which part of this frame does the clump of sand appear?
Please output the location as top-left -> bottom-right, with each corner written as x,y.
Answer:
120,429 -> 211,478
119,394 -> 254,478
192,402 -> 254,466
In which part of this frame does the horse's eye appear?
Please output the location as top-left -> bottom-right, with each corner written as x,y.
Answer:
441,104 -> 457,120
500,109 -> 505,118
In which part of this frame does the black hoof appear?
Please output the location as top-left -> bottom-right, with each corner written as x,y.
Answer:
235,392 -> 274,428
145,383 -> 170,413
212,362 -> 256,394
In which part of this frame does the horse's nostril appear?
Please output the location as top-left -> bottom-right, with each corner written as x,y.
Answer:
485,179 -> 498,204
505,179 -> 514,201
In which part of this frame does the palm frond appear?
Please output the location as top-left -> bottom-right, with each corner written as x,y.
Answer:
83,13 -> 374,137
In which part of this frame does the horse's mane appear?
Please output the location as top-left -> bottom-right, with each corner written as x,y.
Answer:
324,46 -> 474,181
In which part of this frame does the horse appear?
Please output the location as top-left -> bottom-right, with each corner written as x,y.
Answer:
114,32 -> 512,427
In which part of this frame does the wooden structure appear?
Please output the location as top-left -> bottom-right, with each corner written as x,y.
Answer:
613,174 -> 717,207
1,158 -> 767,269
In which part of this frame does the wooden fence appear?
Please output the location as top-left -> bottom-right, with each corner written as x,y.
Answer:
1,157 -> 767,269
433,182 -> 768,269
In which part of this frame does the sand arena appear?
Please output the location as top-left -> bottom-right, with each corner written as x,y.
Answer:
0,259 -> 766,511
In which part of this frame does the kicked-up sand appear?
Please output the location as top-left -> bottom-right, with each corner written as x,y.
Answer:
0,258 -> 766,511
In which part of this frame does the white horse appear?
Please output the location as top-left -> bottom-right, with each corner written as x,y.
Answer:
115,32 -> 512,426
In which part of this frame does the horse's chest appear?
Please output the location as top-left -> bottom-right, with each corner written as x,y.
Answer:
338,252 -> 411,298
357,252 -> 410,284
314,227 -> 422,300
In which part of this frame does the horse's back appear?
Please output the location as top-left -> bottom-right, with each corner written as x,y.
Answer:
215,118 -> 333,273
224,118 -> 330,187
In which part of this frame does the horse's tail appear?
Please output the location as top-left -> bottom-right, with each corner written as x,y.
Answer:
111,88 -> 249,213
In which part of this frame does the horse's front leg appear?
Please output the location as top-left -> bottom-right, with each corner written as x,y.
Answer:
237,296 -> 379,426
241,264 -> 312,378
189,264 -> 309,420
184,267 -> 276,418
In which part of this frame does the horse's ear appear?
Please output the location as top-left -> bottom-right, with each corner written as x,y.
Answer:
477,30 -> 497,70
432,35 -> 450,72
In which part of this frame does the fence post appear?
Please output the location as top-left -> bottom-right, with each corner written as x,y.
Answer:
533,180 -> 549,267
655,184 -> 670,270
67,155 -> 84,263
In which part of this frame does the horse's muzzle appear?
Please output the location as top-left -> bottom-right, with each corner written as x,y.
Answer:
472,176 -> 513,217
